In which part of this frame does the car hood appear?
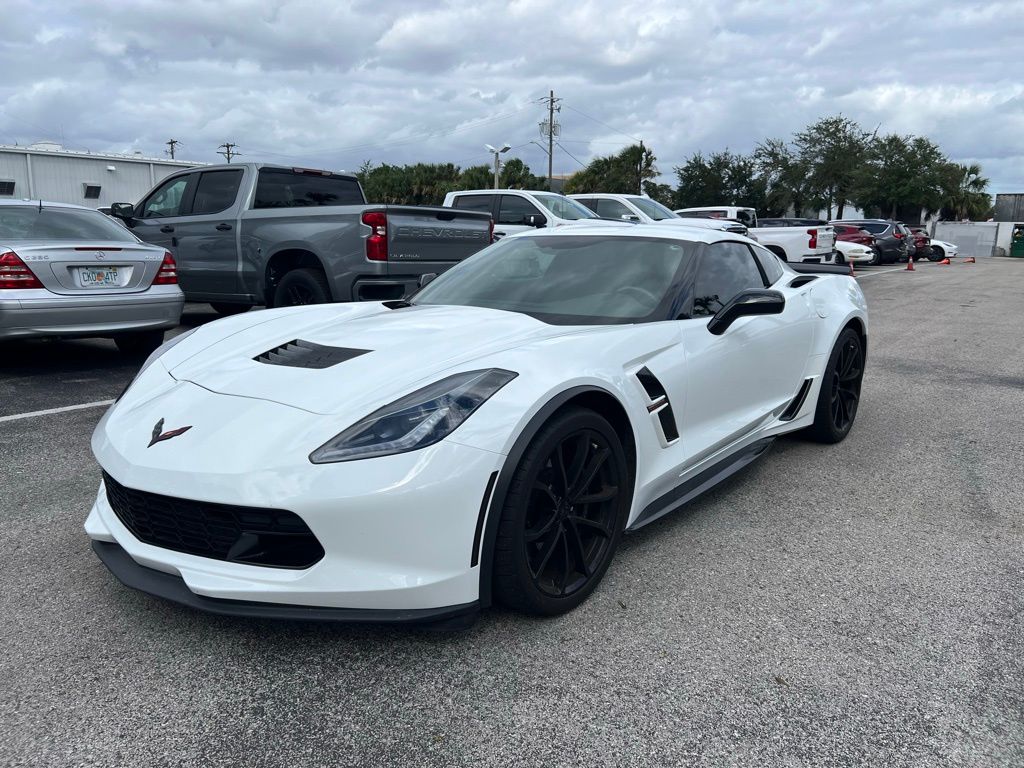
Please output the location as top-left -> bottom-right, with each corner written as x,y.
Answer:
165,303 -> 580,416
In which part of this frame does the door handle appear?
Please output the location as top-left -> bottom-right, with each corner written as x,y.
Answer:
160,225 -> 174,233
215,223 -> 233,231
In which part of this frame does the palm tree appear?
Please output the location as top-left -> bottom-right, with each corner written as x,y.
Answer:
942,163 -> 991,220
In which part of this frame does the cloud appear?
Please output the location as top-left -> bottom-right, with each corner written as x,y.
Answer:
0,0 -> 1021,191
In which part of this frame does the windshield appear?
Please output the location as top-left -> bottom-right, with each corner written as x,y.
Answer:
533,194 -> 598,221
628,197 -> 676,221
413,235 -> 694,325
0,206 -> 138,242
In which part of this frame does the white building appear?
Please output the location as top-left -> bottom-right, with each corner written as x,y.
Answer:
0,142 -> 205,208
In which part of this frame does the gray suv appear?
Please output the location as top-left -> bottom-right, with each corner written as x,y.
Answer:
830,219 -> 910,264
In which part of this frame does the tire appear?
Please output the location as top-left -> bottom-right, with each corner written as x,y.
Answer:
834,251 -> 845,265
114,329 -> 165,357
869,247 -> 882,266
492,407 -> 631,616
928,245 -> 944,262
273,268 -> 331,307
210,302 -> 250,316
804,327 -> 864,444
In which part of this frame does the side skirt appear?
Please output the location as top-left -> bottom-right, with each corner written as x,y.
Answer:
627,437 -> 775,531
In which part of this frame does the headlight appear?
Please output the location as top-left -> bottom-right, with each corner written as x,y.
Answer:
309,368 -> 517,464
116,327 -> 199,401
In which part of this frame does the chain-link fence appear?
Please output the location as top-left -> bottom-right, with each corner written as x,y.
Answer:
932,222 -> 999,257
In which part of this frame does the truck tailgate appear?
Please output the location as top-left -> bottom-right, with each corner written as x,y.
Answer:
383,206 -> 492,264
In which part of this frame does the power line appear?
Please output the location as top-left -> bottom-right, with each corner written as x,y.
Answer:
539,90 -> 562,189
217,142 -> 240,163
555,141 -> 587,168
165,139 -> 181,159
561,103 -> 642,143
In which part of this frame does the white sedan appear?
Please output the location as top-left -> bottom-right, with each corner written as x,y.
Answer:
835,240 -> 876,264
929,239 -> 959,260
86,225 -> 869,626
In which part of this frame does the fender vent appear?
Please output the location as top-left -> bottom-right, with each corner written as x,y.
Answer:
789,275 -> 817,288
780,377 -> 813,421
636,367 -> 679,443
254,339 -> 370,369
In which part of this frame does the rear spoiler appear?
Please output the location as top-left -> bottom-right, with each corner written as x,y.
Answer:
788,263 -> 851,276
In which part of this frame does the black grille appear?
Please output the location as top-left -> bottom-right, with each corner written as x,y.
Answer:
102,472 -> 324,569
254,339 -> 369,369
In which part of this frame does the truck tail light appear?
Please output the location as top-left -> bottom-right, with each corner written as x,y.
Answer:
362,211 -> 388,262
153,252 -> 178,285
0,250 -> 44,289
807,229 -> 818,249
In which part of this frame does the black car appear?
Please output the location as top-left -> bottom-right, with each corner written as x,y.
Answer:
830,219 -> 909,264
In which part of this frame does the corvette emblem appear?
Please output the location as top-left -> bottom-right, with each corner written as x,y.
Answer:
148,418 -> 192,447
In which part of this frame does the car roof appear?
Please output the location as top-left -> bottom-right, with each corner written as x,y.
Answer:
567,193 -> 645,199
450,189 -> 562,196
0,199 -> 99,211
511,222 -> 737,244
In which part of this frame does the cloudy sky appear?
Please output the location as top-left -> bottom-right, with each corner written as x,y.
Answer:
2,0 -> 1022,191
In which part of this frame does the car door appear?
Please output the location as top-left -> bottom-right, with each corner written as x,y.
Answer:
495,194 -> 544,238
130,172 -> 196,254
170,168 -> 246,298
674,241 -> 814,464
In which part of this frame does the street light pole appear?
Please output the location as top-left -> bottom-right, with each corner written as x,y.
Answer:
485,143 -> 511,189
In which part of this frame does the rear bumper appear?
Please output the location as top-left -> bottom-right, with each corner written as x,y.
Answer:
0,287 -> 184,340
92,540 -> 479,626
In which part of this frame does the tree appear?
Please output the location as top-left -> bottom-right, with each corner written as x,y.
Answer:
939,162 -> 991,220
563,144 -> 658,195
792,116 -> 872,219
852,134 -> 947,221
673,150 -> 765,211
753,138 -> 810,217
498,157 -> 546,189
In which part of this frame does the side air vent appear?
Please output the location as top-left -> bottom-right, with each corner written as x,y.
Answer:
636,367 -> 679,444
780,377 -> 813,421
789,275 -> 818,288
254,339 -> 370,369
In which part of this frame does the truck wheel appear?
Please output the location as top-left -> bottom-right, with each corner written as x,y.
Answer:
274,268 -> 331,307
210,302 -> 250,317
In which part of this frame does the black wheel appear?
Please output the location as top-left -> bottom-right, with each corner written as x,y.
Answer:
273,268 -> 331,307
928,246 -> 943,262
114,329 -> 165,357
834,251 -> 845,265
493,407 -> 631,616
869,247 -> 882,266
210,302 -> 250,316
805,327 -> 864,444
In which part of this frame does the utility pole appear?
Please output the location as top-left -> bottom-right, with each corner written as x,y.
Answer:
217,143 -> 240,163
165,139 -> 180,159
539,90 -> 561,190
637,139 -> 644,195
485,143 -> 511,189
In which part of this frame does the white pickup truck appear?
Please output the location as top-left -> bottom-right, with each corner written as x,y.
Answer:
675,205 -> 836,263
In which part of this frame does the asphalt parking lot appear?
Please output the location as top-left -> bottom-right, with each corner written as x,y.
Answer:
2,260 -> 1022,767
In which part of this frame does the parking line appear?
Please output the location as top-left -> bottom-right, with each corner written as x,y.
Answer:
856,267 -> 907,278
0,399 -> 115,424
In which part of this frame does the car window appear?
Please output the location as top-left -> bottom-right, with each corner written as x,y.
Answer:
692,241 -> 766,317
140,175 -> 190,218
532,194 -> 597,220
574,198 -> 599,213
0,205 -> 138,241
190,170 -> 243,215
750,244 -> 784,285
497,195 -> 539,225
452,195 -> 494,214
253,169 -> 363,208
855,222 -> 887,234
596,199 -> 634,219
628,197 -> 675,221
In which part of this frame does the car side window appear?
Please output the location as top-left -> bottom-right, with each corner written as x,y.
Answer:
452,195 -> 494,214
140,175 -> 190,218
190,170 -> 243,216
497,195 -> 539,225
750,244 -> 784,285
692,242 -> 767,316
595,199 -> 633,219
575,198 -> 599,213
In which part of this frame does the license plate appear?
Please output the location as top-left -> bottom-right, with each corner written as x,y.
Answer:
78,266 -> 120,287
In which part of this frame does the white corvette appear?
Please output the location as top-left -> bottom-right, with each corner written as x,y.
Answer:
86,225 -> 868,626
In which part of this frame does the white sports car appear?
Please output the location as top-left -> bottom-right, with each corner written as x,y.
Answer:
86,226 -> 868,626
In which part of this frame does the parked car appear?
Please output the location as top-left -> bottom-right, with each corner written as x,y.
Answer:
674,206 -> 835,263
0,201 -> 183,354
87,224 -> 868,624
570,193 -> 749,236
835,240 -> 875,265
908,226 -> 932,261
111,163 -> 493,315
831,219 -> 908,264
926,237 -> 959,261
443,189 -> 622,239
758,218 -> 827,227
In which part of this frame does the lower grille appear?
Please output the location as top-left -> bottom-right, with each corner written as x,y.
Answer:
102,471 -> 324,569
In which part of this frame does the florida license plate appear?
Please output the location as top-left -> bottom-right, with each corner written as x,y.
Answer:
78,266 -> 120,287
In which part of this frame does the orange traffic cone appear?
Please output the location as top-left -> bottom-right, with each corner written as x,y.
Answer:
964,256 -> 976,263
939,258 -> 951,265
906,256 -> 915,271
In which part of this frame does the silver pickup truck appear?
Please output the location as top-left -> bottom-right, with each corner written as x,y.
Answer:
110,163 -> 493,315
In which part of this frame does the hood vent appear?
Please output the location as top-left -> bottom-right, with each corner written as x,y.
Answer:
254,339 -> 370,370
636,367 -> 679,444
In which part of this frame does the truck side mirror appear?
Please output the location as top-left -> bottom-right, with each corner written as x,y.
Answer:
110,202 -> 135,222
524,213 -> 547,228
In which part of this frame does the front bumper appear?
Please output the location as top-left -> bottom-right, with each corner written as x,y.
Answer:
87,380 -> 505,614
0,285 -> 183,340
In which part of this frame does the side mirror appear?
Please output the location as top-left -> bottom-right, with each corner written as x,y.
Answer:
110,202 -> 135,222
621,214 -> 641,222
524,213 -> 547,228
418,273 -> 437,288
707,290 -> 785,335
